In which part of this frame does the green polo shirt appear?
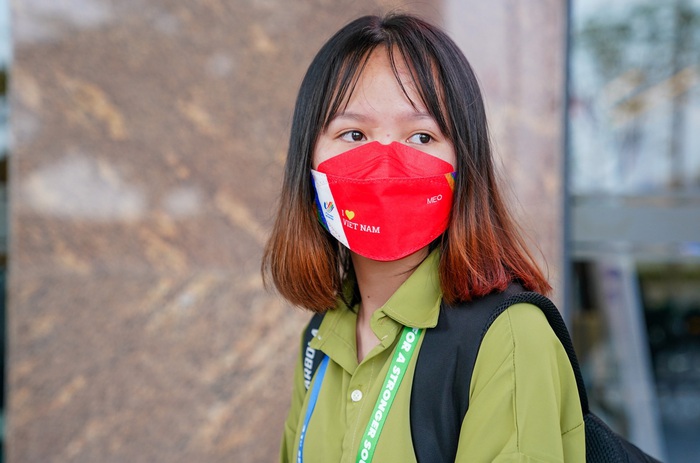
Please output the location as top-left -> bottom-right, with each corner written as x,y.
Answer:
281,251 -> 585,462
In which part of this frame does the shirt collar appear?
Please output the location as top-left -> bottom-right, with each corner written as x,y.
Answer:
309,249 -> 442,372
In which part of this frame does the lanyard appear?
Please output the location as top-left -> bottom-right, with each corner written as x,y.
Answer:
296,326 -> 421,463
356,326 -> 421,463
297,355 -> 329,463
297,326 -> 421,463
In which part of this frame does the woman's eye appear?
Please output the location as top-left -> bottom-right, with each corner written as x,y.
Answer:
409,133 -> 432,144
340,131 -> 365,142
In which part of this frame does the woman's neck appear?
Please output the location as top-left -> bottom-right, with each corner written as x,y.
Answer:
352,247 -> 428,362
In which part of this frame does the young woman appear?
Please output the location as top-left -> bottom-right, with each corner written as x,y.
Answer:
264,13 -> 585,463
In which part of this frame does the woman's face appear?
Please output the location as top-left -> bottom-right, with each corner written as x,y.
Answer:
312,48 -> 456,169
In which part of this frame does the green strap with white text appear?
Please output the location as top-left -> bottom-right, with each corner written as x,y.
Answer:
356,326 -> 421,463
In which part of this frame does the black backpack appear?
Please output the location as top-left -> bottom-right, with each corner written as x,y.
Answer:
302,284 -> 662,462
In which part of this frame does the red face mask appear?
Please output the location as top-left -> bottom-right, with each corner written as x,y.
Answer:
311,141 -> 456,261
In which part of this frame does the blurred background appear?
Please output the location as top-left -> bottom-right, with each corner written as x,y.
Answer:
569,1 -> 700,462
1,0 -> 698,462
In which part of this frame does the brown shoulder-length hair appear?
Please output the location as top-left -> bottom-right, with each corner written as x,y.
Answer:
263,13 -> 551,312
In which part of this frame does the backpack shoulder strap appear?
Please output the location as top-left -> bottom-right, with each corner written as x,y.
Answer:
412,289 -> 665,463
410,287 -> 591,463
501,294 -> 665,462
410,283 -> 526,463
301,312 -> 326,391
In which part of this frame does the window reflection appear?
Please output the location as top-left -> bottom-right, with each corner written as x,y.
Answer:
570,0 -> 700,195
569,1 -> 700,462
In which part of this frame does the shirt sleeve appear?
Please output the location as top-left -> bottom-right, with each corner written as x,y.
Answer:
454,303 -> 585,462
279,329 -> 309,463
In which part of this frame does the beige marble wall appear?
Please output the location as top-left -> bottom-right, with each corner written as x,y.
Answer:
446,1 -> 568,302
6,1 -> 565,462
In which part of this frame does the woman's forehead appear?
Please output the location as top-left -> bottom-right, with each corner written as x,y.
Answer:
326,46 -> 442,123
347,49 -> 425,107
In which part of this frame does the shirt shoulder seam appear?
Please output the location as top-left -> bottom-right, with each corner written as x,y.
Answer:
562,420 -> 584,436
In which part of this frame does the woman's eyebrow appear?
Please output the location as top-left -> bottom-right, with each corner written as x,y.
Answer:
400,111 -> 434,121
330,110 -> 435,123
330,112 -> 372,123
